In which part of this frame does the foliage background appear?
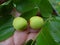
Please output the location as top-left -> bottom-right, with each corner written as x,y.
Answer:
0,0 -> 60,45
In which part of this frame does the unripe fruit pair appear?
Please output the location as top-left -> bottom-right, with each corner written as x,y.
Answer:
13,16 -> 44,31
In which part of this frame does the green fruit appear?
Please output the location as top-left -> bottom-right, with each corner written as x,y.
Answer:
30,16 -> 44,29
13,17 -> 28,30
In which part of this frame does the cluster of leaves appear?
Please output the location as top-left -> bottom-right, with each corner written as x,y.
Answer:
0,0 -> 15,41
0,0 -> 60,45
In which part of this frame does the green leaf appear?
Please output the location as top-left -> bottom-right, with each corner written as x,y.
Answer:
13,0 -> 41,13
39,0 -> 53,17
20,8 -> 38,21
49,0 -> 60,16
13,0 -> 53,18
13,0 -> 36,13
0,14 -> 15,42
0,0 -> 13,16
48,16 -> 60,44
0,0 -> 14,41
34,16 -> 60,45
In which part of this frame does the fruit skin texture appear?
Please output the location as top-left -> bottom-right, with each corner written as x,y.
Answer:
13,17 -> 28,30
30,16 -> 44,29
